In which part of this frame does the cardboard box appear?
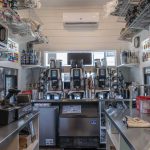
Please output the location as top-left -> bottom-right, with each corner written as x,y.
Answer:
19,135 -> 32,149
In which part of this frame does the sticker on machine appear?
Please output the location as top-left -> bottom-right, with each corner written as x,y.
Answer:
45,139 -> 54,145
89,120 -> 97,125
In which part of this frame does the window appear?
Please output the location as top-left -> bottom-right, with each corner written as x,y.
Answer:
45,52 -> 67,66
93,52 -> 105,60
93,51 -> 116,66
44,50 -> 116,67
106,51 -> 116,66
56,53 -> 67,65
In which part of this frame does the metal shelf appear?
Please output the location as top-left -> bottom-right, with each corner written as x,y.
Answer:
111,0 -> 140,17
21,64 -> 43,69
0,8 -> 46,42
119,4 -> 150,41
0,61 -> 21,69
119,28 -> 141,41
117,63 -> 138,68
130,4 -> 150,30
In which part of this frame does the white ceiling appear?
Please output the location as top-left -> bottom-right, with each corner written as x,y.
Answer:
18,0 -> 130,51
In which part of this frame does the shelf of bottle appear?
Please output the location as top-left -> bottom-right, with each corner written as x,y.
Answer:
117,63 -> 138,68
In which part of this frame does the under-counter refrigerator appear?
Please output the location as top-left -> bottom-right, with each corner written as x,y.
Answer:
33,103 -> 59,146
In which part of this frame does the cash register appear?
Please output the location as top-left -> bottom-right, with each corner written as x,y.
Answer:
0,89 -> 32,125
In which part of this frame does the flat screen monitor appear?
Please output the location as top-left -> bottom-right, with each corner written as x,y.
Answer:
67,53 -> 92,65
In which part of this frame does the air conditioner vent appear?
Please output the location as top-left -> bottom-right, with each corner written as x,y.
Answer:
63,13 -> 99,26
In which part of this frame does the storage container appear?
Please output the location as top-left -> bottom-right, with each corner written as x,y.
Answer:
140,100 -> 150,114
136,96 -> 150,113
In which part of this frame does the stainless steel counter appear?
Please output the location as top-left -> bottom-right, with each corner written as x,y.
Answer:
0,111 -> 39,147
32,99 -> 134,103
32,99 -> 99,103
105,108 -> 150,150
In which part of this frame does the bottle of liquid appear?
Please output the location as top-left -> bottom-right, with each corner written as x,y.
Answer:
29,49 -> 34,65
34,51 -> 38,65
21,50 -> 26,65
25,50 -> 30,65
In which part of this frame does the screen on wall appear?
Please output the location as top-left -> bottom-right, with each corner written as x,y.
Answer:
67,53 -> 92,65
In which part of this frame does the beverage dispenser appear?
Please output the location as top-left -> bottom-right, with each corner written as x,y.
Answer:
69,60 -> 85,100
94,59 -> 109,98
47,59 -> 63,100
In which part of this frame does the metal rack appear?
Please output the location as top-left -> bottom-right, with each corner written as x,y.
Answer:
111,0 -> 150,41
111,0 -> 140,18
14,0 -> 41,10
119,3 -> 150,41
0,7 -> 47,44
130,4 -> 150,30
119,28 -> 141,41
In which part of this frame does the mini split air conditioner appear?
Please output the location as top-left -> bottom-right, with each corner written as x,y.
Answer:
63,13 -> 99,26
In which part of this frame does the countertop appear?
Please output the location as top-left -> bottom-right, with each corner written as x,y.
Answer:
105,108 -> 150,150
32,99 -> 99,103
0,111 -> 39,147
31,99 -> 135,105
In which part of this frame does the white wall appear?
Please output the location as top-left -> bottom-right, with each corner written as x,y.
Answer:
32,6 -> 130,51
129,26 -> 150,95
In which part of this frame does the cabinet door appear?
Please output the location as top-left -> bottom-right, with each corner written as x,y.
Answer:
120,135 -> 131,150
39,107 -> 58,146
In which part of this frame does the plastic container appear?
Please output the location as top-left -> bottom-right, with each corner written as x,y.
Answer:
140,100 -> 150,113
136,96 -> 144,110
136,96 -> 150,113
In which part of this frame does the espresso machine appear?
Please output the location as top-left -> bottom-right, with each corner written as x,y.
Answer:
47,59 -> 63,100
94,59 -> 109,98
68,60 -> 85,100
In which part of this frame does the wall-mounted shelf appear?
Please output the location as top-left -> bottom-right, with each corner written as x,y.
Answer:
0,61 -> 21,69
119,28 -> 141,42
117,63 -> 138,68
21,64 -> 43,69
0,62 -> 44,69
